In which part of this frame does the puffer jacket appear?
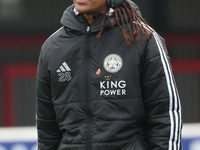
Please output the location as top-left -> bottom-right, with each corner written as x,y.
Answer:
36,3 -> 182,150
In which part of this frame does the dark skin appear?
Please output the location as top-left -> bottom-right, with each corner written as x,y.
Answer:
73,0 -> 151,46
73,0 -> 108,25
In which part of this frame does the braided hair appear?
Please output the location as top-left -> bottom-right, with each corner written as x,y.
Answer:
96,0 -> 153,47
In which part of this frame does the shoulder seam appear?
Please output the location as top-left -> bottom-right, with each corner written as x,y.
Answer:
42,27 -> 65,61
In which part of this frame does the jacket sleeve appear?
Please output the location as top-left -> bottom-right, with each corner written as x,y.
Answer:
36,45 -> 62,149
141,32 -> 182,150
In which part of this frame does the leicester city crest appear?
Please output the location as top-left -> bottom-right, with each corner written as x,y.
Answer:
103,54 -> 123,73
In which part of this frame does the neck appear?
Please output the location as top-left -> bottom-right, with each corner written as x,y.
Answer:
83,7 -> 108,25
84,14 -> 94,25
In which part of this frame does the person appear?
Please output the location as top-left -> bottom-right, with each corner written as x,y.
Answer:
36,0 -> 182,149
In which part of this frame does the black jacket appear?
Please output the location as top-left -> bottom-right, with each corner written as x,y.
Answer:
36,4 -> 182,150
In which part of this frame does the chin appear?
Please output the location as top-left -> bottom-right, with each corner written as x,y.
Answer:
75,5 -> 95,14
75,5 -> 87,13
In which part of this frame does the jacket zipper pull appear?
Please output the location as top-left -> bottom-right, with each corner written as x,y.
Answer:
87,26 -> 90,33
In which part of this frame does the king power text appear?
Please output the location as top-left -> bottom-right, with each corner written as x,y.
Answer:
100,80 -> 126,96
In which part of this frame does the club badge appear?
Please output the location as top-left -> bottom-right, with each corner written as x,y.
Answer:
103,54 -> 123,73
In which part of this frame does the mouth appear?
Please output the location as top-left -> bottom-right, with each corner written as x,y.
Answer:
76,0 -> 88,4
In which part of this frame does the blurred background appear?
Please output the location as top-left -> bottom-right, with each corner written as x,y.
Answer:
0,0 -> 200,149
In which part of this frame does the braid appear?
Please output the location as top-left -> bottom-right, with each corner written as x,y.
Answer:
96,12 -> 108,39
115,7 -> 132,46
121,6 -> 133,39
122,2 -> 138,41
96,0 -> 153,47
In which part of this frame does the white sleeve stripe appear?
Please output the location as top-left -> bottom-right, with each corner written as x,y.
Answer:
133,20 -> 182,149
175,82 -> 182,150
153,33 -> 175,149
154,33 -> 182,150
152,32 -> 182,150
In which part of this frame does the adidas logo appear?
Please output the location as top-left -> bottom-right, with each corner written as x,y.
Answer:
57,62 -> 72,82
57,62 -> 71,73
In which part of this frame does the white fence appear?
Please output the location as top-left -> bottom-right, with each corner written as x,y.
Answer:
0,127 -> 36,150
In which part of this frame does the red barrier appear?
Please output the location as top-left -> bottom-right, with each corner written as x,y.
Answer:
2,63 -> 37,126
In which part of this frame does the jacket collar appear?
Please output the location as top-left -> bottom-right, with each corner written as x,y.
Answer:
61,2 -> 142,34
61,5 -> 113,34
73,7 -> 114,17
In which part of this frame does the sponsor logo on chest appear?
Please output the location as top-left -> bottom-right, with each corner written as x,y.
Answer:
100,77 -> 127,96
99,54 -> 127,96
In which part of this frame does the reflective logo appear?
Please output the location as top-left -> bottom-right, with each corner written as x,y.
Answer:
99,76 -> 127,96
103,54 -> 123,73
56,62 -> 72,82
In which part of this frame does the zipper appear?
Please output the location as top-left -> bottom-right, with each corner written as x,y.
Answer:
87,26 -> 90,32
85,26 -> 92,150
